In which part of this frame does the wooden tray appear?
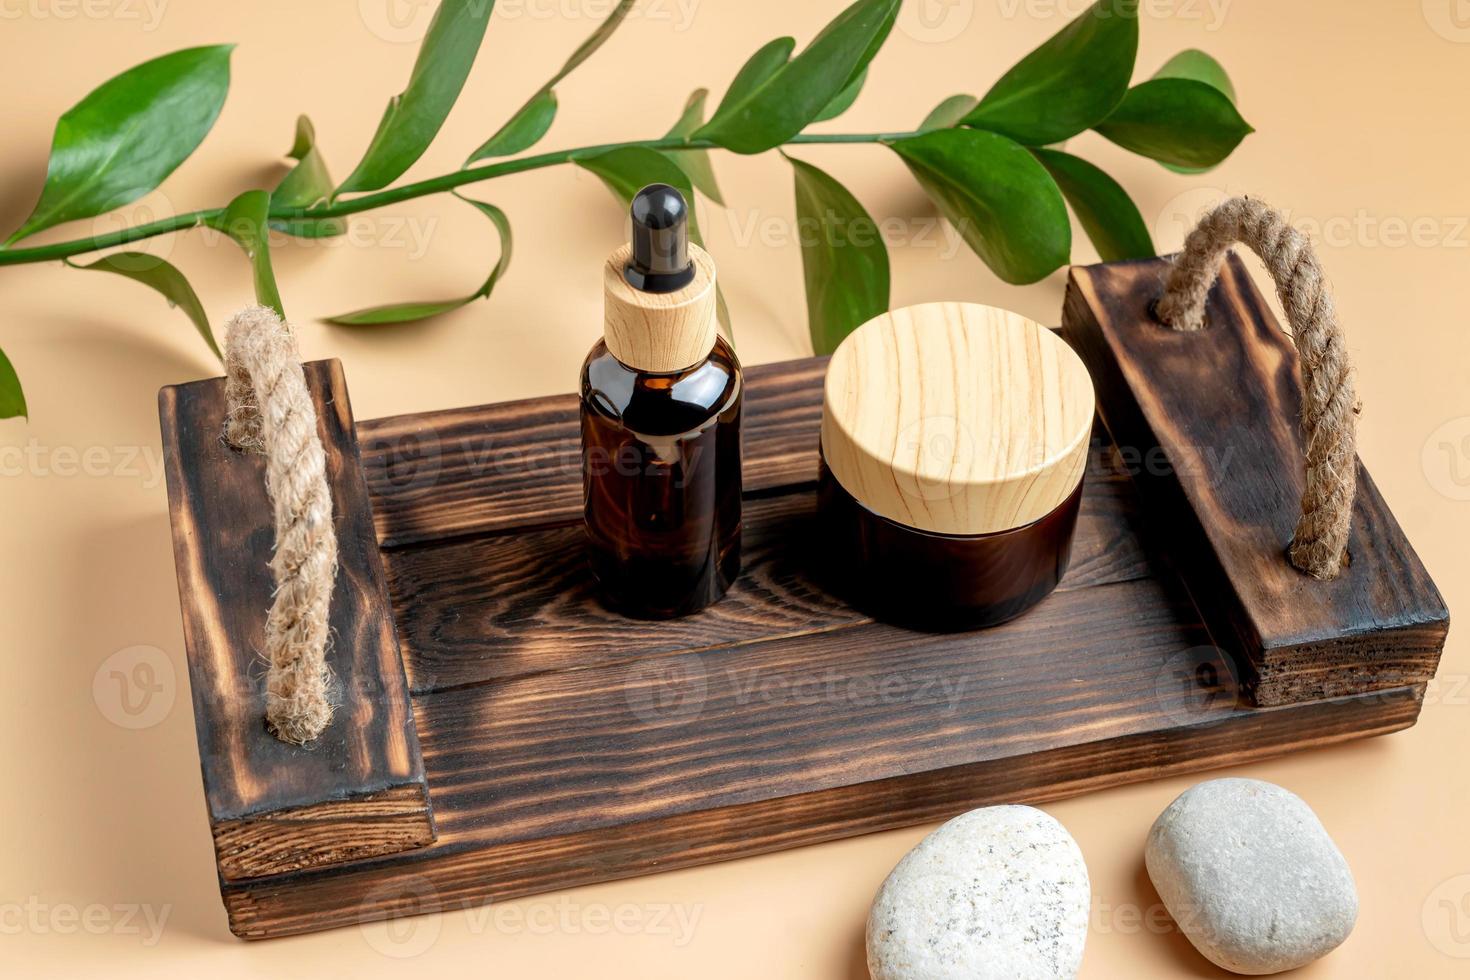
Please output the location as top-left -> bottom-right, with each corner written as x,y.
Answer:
159,257 -> 1447,939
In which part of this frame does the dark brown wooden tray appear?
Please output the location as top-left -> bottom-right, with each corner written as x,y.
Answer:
159,258 -> 1447,940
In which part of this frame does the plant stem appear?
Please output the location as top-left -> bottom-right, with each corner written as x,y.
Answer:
0,131 -> 920,267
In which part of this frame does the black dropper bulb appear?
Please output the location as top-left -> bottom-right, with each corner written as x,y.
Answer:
625,183 -> 696,293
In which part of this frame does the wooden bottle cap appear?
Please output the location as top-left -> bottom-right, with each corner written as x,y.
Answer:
603,242 -> 718,373
821,301 -> 1095,536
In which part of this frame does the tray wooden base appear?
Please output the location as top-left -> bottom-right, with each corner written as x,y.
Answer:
161,271 -> 1444,940
163,357 -> 1434,940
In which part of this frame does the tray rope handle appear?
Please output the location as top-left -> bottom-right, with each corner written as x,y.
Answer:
1155,196 -> 1359,581
223,306 -> 338,744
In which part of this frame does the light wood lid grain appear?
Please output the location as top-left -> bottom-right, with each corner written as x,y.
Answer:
821,302 -> 1094,535
603,242 -> 717,373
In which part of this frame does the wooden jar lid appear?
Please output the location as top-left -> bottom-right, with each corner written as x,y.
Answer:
821,302 -> 1095,536
603,242 -> 718,373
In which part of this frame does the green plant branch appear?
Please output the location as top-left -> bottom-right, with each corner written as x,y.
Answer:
0,131 -> 920,268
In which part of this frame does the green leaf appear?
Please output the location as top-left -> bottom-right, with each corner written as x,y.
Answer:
889,128 -> 1070,285
325,195 -> 512,326
709,37 -> 795,120
812,67 -> 867,123
275,116 -> 332,206
576,146 -> 734,338
918,94 -> 978,131
466,0 -> 634,163
661,89 -> 724,205
208,190 -> 284,318
1152,48 -> 1236,102
5,45 -> 233,245
1150,50 -> 1238,174
67,253 -> 221,360
787,156 -> 889,354
714,290 -> 734,344
273,115 -> 346,238
548,0 -> 636,81
576,146 -> 705,241
1032,148 -> 1153,261
270,218 -> 348,240
337,0 -> 495,194
961,0 -> 1137,146
694,0 -> 900,154
1095,77 -> 1253,170
469,90 -> 558,161
0,346 -> 27,420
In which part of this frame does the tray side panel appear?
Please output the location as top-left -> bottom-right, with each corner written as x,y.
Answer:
222,684 -> 1421,939
1063,255 -> 1449,704
159,359 -> 433,880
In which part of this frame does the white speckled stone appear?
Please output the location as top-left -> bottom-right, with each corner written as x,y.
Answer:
1145,778 -> 1357,975
866,805 -> 1089,980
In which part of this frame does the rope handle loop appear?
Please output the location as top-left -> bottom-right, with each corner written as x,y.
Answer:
223,306 -> 337,743
1155,197 -> 1359,580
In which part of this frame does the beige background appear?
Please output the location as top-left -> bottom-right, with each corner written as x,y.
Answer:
2,0 -> 1467,975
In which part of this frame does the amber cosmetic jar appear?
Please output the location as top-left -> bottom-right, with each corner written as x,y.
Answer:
818,302 -> 1096,630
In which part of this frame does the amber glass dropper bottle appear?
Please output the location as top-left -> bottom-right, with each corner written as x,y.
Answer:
580,184 -> 743,618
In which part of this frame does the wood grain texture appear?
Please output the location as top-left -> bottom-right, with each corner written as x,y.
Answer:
357,357 -> 828,547
224,669 -> 1423,938
1063,254 -> 1450,704
823,302 -> 1095,534
383,442 -> 1151,693
163,353 -> 1433,939
603,242 -> 718,373
159,360 -> 433,882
